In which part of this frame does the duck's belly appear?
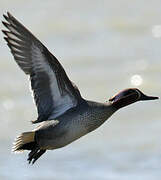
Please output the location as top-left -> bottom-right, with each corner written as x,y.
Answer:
36,104 -> 113,150
37,119 -> 90,150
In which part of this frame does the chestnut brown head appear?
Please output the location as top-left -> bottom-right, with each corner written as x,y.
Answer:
109,88 -> 158,109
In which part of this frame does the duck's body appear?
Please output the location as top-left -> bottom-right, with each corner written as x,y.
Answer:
2,12 -> 158,164
37,101 -> 116,150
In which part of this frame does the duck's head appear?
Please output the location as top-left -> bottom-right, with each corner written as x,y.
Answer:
109,88 -> 158,109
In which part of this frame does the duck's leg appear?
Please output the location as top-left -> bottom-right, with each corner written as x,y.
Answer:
27,148 -> 46,164
27,148 -> 39,164
32,150 -> 46,164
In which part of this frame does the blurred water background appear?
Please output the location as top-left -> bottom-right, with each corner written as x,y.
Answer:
0,0 -> 161,179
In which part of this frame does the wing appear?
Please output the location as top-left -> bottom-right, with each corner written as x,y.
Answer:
2,12 -> 83,123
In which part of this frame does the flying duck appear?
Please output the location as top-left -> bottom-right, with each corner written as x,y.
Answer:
2,12 -> 158,164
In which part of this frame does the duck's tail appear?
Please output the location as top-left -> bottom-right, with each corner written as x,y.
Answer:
12,131 -> 46,164
12,131 -> 35,152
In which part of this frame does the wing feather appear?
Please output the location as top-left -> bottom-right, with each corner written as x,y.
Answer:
2,12 -> 82,123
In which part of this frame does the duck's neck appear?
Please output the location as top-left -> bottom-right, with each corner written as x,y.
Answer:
86,102 -> 117,133
102,102 -> 118,121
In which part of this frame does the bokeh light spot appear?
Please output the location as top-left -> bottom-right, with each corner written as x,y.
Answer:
152,25 -> 161,38
131,75 -> 143,86
2,99 -> 14,110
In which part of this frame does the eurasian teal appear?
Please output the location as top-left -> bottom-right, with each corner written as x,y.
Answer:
2,12 -> 158,164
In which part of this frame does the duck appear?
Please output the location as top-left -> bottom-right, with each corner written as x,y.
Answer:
2,12 -> 158,164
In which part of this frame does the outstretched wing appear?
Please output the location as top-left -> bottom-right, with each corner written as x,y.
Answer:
2,12 -> 82,123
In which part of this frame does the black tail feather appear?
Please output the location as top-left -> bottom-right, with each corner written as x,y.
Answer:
17,142 -> 36,151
